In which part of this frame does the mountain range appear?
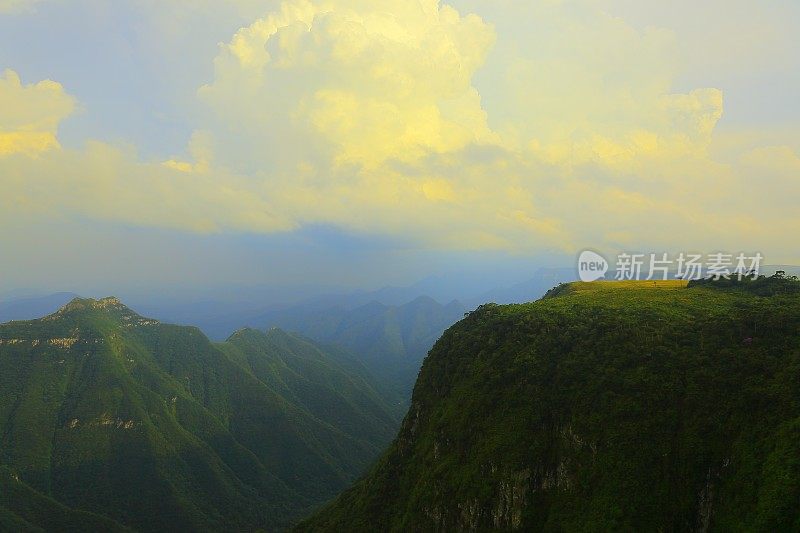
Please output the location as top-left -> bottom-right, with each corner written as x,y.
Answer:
4,275 -> 800,531
301,277 -> 800,531
256,296 -> 467,399
0,294 -> 469,405
0,298 -> 399,531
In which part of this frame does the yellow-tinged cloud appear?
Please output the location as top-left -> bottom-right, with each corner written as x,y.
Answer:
163,130 -> 214,173
1,0 -> 798,261
192,0 -> 754,252
0,69 -> 75,156
0,72 -> 292,234
0,0 -> 40,13
201,0 -> 497,169
0,141 -> 295,233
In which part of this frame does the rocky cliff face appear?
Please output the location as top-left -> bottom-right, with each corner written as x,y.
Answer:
298,280 -> 800,532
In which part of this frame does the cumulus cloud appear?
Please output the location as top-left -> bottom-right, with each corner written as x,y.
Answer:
200,0 -> 497,168
194,0 -> 741,252
1,0 -> 798,261
0,141 -> 294,233
0,70 -> 292,234
0,69 -> 75,156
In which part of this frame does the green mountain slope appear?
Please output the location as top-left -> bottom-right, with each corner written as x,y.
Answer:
260,296 -> 466,399
299,278 -> 800,532
219,328 -> 401,453
0,298 -> 399,531
0,466 -> 129,532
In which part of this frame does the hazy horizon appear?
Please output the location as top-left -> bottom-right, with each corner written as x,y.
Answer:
2,0 -> 799,295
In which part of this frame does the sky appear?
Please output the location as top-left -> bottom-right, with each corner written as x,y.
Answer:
1,0 -> 798,296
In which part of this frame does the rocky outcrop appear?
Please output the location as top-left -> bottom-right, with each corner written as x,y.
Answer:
65,414 -> 137,431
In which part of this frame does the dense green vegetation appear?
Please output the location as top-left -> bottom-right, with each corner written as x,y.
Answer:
0,466 -> 129,532
259,296 -> 466,400
687,273 -> 800,296
0,298 -> 399,531
300,277 -> 800,531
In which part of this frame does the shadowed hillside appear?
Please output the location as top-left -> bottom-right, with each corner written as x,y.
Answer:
259,296 -> 467,400
300,278 -> 800,532
0,298 -> 399,531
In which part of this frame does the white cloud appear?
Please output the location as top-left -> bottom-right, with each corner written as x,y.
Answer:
1,0 -> 798,262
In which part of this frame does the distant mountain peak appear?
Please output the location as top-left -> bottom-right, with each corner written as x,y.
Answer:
0,292 -> 400,531
265,327 -> 294,340
226,327 -> 266,342
44,297 -> 158,326
406,295 -> 439,306
57,296 -> 125,313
